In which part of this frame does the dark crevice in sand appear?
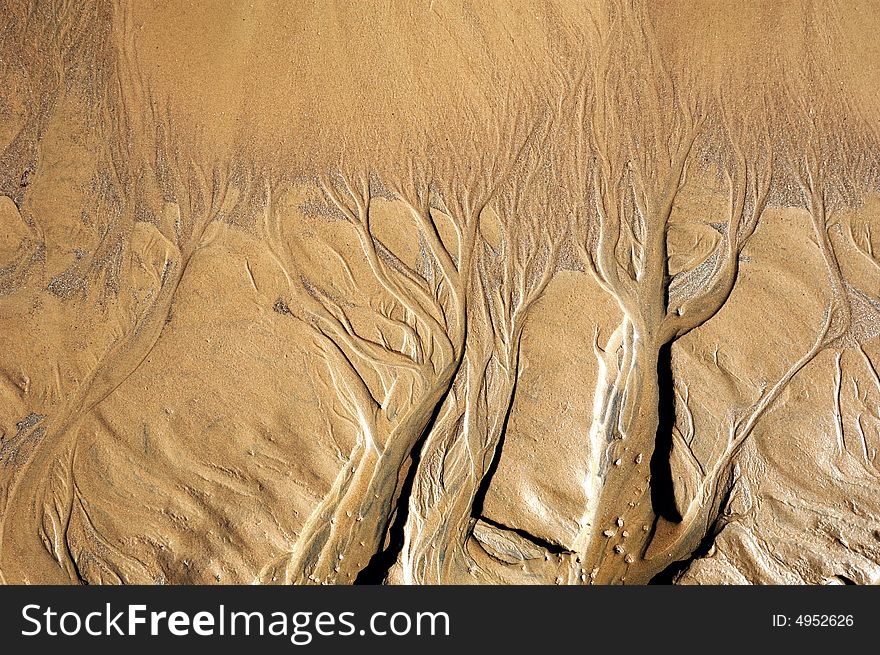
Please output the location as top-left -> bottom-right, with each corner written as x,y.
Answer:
651,342 -> 683,523
471,368 -> 520,520
353,387 -> 450,584
475,515 -> 573,557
